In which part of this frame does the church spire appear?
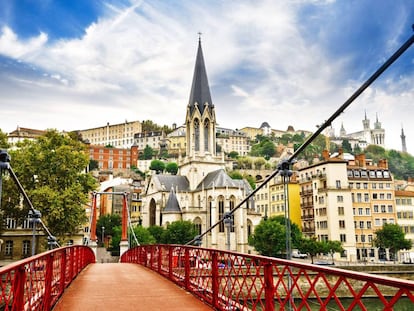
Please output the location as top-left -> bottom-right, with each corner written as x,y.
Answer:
401,125 -> 407,153
188,36 -> 213,116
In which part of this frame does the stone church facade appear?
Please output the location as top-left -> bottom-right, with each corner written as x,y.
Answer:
141,39 -> 262,252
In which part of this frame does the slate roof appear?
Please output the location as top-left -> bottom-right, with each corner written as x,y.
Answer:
151,174 -> 190,192
188,39 -> 213,116
196,169 -> 252,192
163,188 -> 181,213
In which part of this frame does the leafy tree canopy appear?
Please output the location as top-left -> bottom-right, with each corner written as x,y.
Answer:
165,162 -> 178,175
140,145 -> 155,160
161,220 -> 198,244
96,214 -> 122,243
3,130 -> 97,239
373,223 -> 411,261
149,159 -> 165,174
141,120 -> 172,134
0,129 -> 10,149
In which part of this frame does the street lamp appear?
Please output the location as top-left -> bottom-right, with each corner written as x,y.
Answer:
28,209 -> 42,256
102,226 -> 105,247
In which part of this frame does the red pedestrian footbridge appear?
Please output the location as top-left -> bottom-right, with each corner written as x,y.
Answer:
1,245 -> 414,310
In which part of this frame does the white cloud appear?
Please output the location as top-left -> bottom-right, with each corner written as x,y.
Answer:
0,0 -> 413,153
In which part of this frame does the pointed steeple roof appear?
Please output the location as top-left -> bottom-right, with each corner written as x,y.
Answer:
188,37 -> 213,115
163,187 -> 181,213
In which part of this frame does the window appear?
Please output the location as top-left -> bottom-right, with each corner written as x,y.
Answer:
336,180 -> 341,189
361,235 -> 366,243
373,205 -> 379,213
375,218 -> 381,226
218,199 -> 224,232
367,221 -> 372,229
338,206 -> 344,216
388,205 -> 393,213
358,208 -> 363,215
372,193 -> 378,200
387,193 -> 392,200
22,240 -> 30,257
357,193 -> 362,203
339,220 -> 345,229
363,183 -> 368,189
381,205 -> 386,213
340,234 -> 347,242
5,240 -> 13,256
359,221 -> 364,229
364,193 -> 369,202
337,196 -> 344,203
365,208 -> 371,215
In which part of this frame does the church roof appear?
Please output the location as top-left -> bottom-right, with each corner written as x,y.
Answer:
188,39 -> 213,116
163,188 -> 181,213
196,169 -> 252,191
151,174 -> 189,192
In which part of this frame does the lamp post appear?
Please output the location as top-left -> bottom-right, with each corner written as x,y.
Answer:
28,209 -> 42,256
102,226 -> 105,247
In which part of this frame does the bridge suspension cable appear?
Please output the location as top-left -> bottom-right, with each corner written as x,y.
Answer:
187,27 -> 414,246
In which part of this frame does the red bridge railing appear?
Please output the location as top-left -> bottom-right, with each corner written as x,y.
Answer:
121,245 -> 414,310
0,245 -> 95,311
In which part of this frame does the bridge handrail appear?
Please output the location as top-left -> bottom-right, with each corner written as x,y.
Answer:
0,245 -> 95,311
121,245 -> 414,311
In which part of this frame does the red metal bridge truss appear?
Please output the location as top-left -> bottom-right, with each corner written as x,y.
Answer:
121,245 -> 414,311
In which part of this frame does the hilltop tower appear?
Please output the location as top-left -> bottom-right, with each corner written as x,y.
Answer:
401,126 -> 407,153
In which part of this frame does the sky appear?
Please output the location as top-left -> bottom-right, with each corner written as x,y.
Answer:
0,0 -> 414,153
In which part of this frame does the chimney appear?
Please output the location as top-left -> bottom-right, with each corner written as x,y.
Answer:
356,154 -> 366,168
378,159 -> 388,169
322,149 -> 330,160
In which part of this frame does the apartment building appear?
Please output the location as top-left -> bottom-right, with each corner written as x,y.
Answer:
298,152 -> 356,262
78,121 -> 141,149
7,126 -> 46,145
298,151 -> 398,262
88,144 -> 138,171
395,189 -> 414,262
216,127 -> 251,156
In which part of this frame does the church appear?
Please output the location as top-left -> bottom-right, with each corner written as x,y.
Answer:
141,38 -> 262,252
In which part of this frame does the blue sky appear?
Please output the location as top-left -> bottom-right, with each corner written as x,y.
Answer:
0,0 -> 414,153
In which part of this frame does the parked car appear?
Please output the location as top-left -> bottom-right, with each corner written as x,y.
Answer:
292,249 -> 308,259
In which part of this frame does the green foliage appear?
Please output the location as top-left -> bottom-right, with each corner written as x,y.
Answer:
341,139 -> 352,153
298,237 -> 324,264
248,216 -> 302,257
161,220 -> 198,244
321,240 -> 344,262
244,175 -> 256,190
129,225 -> 156,247
89,159 -> 99,171
228,171 -> 243,180
141,120 -> 172,134
254,157 -> 266,169
373,223 -> 411,262
141,145 -> 155,160
236,157 -> 252,169
4,130 -> 97,237
228,151 -> 239,159
149,159 -> 165,174
248,217 -> 286,257
250,138 -> 276,159
165,162 -> 178,175
148,225 -> 165,243
0,129 -> 10,149
96,214 -> 122,244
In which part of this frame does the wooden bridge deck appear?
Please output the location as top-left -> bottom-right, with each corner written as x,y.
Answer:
53,263 -> 213,311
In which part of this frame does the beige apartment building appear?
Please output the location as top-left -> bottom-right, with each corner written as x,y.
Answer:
78,121 -> 141,149
395,189 -> 414,262
298,151 -> 398,263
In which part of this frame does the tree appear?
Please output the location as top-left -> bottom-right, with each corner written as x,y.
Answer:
254,157 -> 266,170
0,129 -> 10,148
148,225 -> 165,243
165,162 -> 178,175
228,171 -> 243,180
248,216 -> 300,257
299,237 -> 324,264
341,139 -> 352,153
373,223 -> 411,262
149,160 -> 165,174
161,220 -> 198,244
228,151 -> 239,159
321,240 -> 344,263
141,145 -> 154,160
129,225 -> 156,247
89,159 -> 99,171
5,130 -> 97,239
96,214 -> 122,245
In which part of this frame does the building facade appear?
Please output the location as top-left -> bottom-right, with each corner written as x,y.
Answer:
88,144 -> 139,171
78,120 -> 141,149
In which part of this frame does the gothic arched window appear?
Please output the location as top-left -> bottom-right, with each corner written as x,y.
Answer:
194,119 -> 200,151
204,119 -> 209,152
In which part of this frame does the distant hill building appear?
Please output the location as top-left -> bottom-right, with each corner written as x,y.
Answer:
7,126 -> 46,145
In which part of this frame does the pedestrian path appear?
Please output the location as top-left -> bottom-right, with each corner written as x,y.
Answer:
53,263 -> 213,311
